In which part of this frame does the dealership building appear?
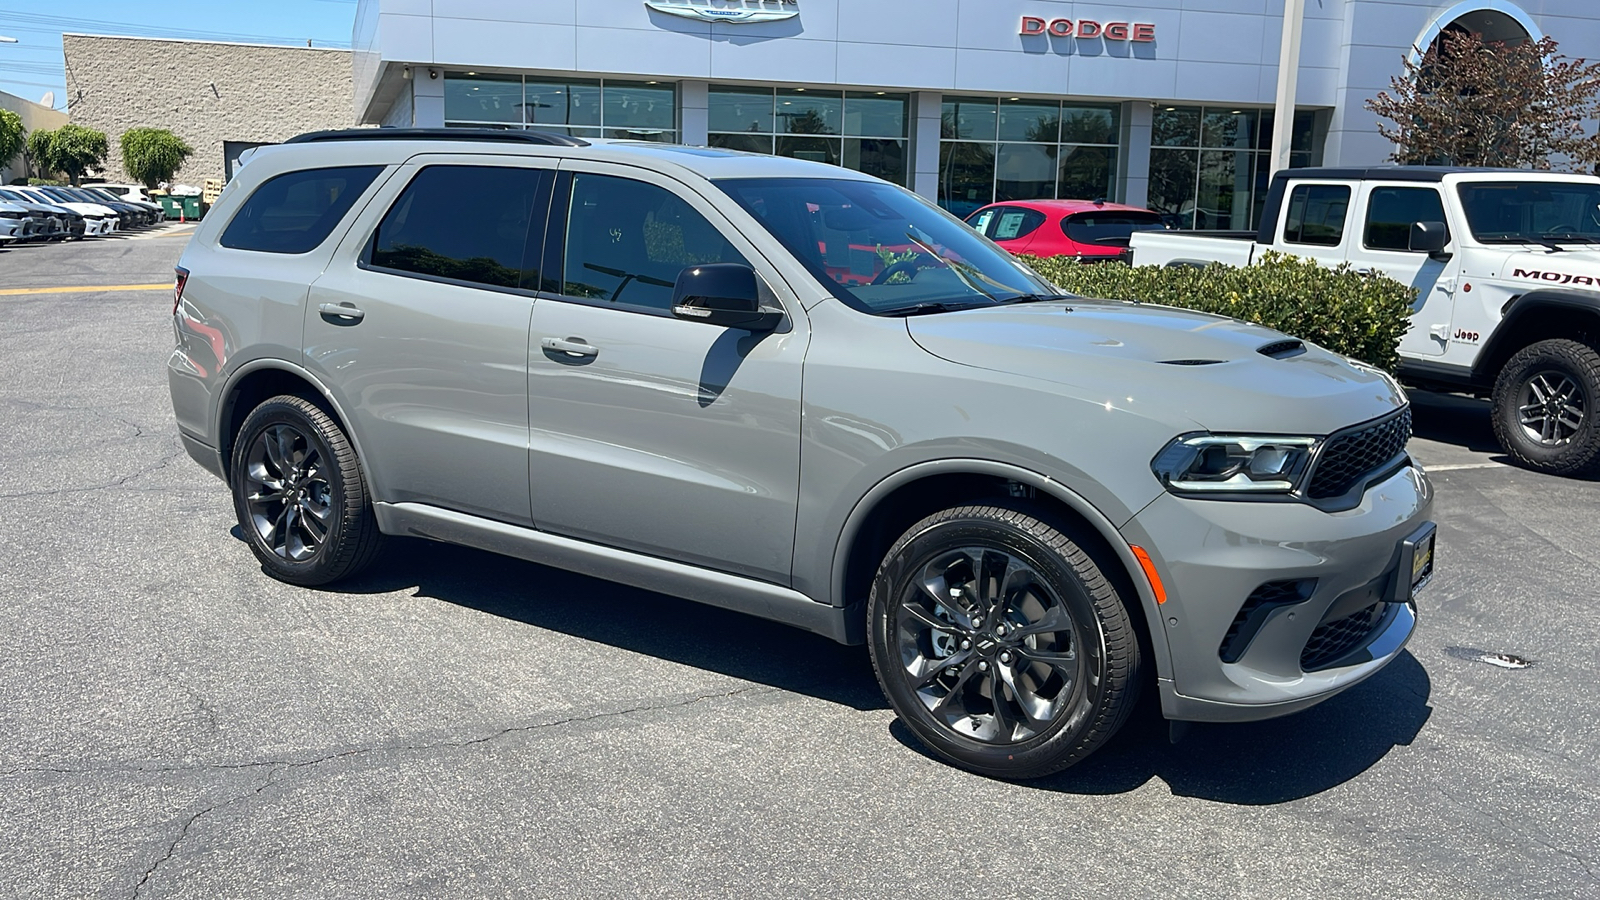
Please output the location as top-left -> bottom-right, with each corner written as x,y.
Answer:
343,0 -> 1599,229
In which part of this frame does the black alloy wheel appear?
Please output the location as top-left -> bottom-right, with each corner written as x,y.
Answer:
868,503 -> 1142,779
1491,338 -> 1600,476
229,394 -> 383,585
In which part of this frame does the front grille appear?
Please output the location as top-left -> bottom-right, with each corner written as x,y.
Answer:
1219,579 -> 1314,663
1307,407 -> 1412,500
1301,602 -> 1388,670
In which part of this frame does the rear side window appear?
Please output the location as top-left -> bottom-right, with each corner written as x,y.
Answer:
1283,184 -> 1351,246
369,165 -> 552,289
1062,211 -> 1165,246
1364,187 -> 1448,252
219,165 -> 383,254
560,173 -> 747,312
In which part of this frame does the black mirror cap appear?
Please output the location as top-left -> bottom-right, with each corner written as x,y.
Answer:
1410,220 -> 1449,255
671,264 -> 782,330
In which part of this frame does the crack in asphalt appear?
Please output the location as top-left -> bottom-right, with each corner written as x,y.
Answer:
1,685 -> 776,782
0,446 -> 186,500
131,765 -> 282,900
1431,785 -> 1598,885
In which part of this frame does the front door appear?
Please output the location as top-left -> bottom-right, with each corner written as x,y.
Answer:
526,163 -> 806,585
1346,183 -> 1462,359
303,158 -> 554,525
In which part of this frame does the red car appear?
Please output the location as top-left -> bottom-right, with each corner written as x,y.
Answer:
963,199 -> 1168,260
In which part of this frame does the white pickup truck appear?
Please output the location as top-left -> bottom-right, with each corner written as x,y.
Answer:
1130,166 -> 1600,475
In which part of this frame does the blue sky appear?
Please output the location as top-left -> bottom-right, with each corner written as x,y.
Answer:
0,1 -> 359,111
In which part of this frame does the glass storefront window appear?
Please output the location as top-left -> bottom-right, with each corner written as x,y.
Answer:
998,99 -> 1060,143
1153,107 -> 1201,147
941,97 -> 998,141
777,89 -> 842,135
1201,109 -> 1258,149
523,77 -> 601,133
710,86 -> 908,184
1148,147 -> 1199,229
1149,106 -> 1326,230
709,86 -> 773,134
444,72 -> 522,126
938,97 -> 1123,213
603,81 -> 676,141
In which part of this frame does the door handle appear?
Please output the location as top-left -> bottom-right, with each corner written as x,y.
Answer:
541,336 -> 599,358
318,302 -> 365,324
1353,267 -> 1374,277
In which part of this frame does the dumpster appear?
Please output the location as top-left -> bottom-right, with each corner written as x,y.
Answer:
156,195 -> 205,221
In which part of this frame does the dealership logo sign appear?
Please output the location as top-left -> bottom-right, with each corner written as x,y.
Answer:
1021,17 -> 1156,41
645,0 -> 799,23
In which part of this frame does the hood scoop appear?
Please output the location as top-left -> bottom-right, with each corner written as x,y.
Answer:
1158,358 -> 1225,366
1258,339 -> 1306,359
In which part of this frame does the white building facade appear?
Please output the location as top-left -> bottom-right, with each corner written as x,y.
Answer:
352,0 -> 1600,228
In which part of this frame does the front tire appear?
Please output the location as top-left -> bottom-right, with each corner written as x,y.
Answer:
1491,338 -> 1600,476
867,504 -> 1142,779
229,395 -> 383,586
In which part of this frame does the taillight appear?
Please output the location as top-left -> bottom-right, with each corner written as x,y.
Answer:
173,266 -> 189,315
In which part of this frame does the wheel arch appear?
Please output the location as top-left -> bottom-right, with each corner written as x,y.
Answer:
1475,289 -> 1600,383
216,360 -> 367,484
830,459 -> 1171,680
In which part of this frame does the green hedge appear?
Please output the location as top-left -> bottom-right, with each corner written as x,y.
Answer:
1021,251 -> 1417,372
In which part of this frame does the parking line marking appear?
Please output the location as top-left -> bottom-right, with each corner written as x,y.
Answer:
1425,462 -> 1504,472
0,283 -> 170,296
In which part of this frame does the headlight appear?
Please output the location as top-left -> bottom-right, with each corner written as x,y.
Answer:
1151,433 -> 1320,493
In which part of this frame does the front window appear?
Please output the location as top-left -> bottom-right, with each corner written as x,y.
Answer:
716,177 -> 1060,316
1457,181 -> 1600,244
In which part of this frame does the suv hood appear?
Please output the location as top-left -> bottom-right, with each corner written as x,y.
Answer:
906,299 -> 1406,434
1496,247 -> 1600,288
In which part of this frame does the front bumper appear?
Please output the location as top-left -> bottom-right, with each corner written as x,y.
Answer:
1122,462 -> 1433,723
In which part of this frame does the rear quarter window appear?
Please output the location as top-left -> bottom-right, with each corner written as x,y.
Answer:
219,165 -> 384,254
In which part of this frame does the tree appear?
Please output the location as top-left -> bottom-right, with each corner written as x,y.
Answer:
0,109 -> 23,175
1366,31 -> 1600,170
120,127 -> 194,188
26,124 -> 109,186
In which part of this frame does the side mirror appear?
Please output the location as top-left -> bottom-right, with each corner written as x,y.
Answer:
670,264 -> 782,331
1410,220 -> 1450,258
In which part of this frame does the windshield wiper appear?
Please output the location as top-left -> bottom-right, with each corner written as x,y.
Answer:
995,292 -> 1072,306
900,231 -> 1000,303
878,301 -> 988,317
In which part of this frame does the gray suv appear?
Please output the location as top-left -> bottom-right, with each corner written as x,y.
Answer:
169,129 -> 1435,778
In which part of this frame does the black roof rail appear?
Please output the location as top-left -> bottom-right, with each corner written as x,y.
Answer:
284,127 -> 590,148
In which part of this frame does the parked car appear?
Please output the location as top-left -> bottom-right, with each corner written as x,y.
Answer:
83,186 -> 163,223
169,129 -> 1435,778
966,199 -> 1168,260
44,186 -> 149,229
0,186 -> 82,240
95,182 -> 157,205
0,199 -> 36,243
1131,166 -> 1600,475
15,186 -> 117,235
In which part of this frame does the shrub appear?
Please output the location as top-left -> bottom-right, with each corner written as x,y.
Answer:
25,124 -> 108,186
26,177 -> 61,186
120,128 -> 194,188
0,109 -> 23,172
1021,251 -> 1417,371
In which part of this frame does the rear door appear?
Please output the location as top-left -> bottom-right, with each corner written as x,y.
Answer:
302,155 -> 554,525
525,162 -> 807,584
1346,183 -> 1463,358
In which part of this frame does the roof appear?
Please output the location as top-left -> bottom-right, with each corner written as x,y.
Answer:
972,198 -> 1156,216
1272,166 -> 1598,184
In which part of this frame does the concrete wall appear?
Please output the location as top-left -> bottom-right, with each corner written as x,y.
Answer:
0,91 -> 68,183
62,34 -> 356,185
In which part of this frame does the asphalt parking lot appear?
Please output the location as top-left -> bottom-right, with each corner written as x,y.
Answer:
1,233 -> 1596,899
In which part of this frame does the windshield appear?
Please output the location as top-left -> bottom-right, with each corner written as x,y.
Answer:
714,177 -> 1061,315
1457,181 -> 1600,244
1062,211 -> 1167,247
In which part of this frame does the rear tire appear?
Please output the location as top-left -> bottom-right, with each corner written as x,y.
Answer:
1491,338 -> 1600,476
867,503 -> 1142,779
229,395 -> 383,586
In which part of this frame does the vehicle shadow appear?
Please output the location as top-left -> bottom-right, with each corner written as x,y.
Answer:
322,536 -> 889,712
1408,388 -> 1501,453
892,651 -> 1433,803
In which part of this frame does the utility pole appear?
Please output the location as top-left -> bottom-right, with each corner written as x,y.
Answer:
1268,0 -> 1305,176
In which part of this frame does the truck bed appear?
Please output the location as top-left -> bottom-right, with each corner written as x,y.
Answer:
1130,230 -> 1259,269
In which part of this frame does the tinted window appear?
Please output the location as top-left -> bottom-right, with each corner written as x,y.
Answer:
1062,211 -> 1165,247
987,207 -> 1045,241
221,165 -> 383,254
1283,184 -> 1350,246
1364,187 -> 1448,251
561,173 -> 747,312
371,165 -> 550,289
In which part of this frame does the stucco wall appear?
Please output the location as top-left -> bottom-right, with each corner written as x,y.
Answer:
62,34 -> 355,185
0,90 -> 68,183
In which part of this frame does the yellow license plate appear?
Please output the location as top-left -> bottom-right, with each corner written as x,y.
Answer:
1410,533 -> 1434,594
